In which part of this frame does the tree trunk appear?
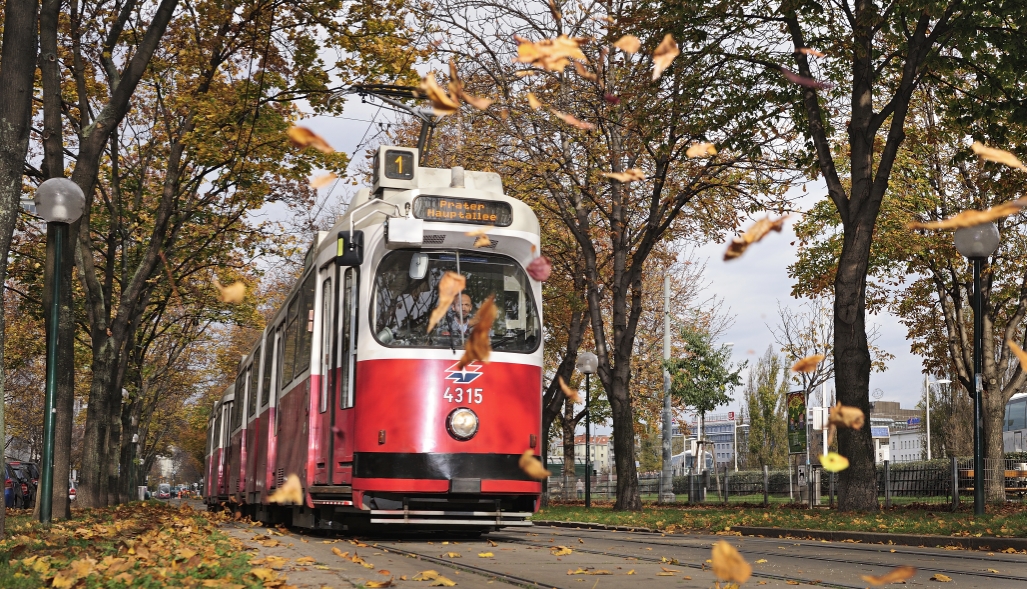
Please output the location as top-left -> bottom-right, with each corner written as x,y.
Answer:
833,227 -> 879,511
562,399 -> 577,500
78,338 -> 117,507
983,390 -> 1006,502
0,0 -> 40,537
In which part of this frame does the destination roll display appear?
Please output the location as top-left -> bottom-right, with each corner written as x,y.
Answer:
413,196 -> 513,226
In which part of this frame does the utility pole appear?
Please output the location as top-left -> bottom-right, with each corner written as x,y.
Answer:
660,275 -> 675,503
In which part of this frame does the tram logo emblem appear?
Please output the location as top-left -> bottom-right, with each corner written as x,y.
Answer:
444,361 -> 483,384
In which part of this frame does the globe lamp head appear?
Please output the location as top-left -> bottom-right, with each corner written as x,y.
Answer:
953,222 -> 1000,259
34,178 -> 86,224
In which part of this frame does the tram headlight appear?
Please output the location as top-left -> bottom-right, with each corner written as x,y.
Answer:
447,408 -> 479,440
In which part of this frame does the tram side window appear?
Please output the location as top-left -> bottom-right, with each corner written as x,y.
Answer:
233,375 -> 245,431
295,271 -> 315,380
213,410 -> 222,449
320,278 -> 333,413
261,334 -> 273,407
248,351 -> 260,419
282,299 -> 298,383
1008,399 -> 1027,431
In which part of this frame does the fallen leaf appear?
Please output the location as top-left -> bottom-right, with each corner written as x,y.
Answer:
931,573 -> 952,582
861,566 -> 916,586
486,540 -> 498,547
444,552 -> 461,558
602,169 -> 645,183
613,35 -> 641,54
652,34 -> 679,80
413,570 -> 440,581
786,581 -> 800,586
779,66 -> 833,90
755,559 -> 768,564
366,581 -> 393,588
559,376 -> 581,403
551,546 -> 573,556
51,571 -> 77,589
626,570 -> 635,575
657,572 -> 676,576
819,452 -> 850,473
296,557 -> 316,565
527,255 -> 552,281
310,173 -> 337,189
250,568 -> 278,581
213,276 -> 246,304
332,547 -> 349,558
519,449 -> 551,479
514,34 -> 586,72
913,197 -> 1027,230
267,474 -> 303,504
427,271 -> 467,333
791,354 -> 825,373
971,141 -> 1027,170
551,109 -> 595,130
478,552 -> 494,558
685,143 -> 717,158
419,73 -> 459,115
661,567 -> 680,572
794,47 -> 827,58
711,541 -> 752,583
287,126 -> 334,153
724,215 -> 788,260
457,295 -> 497,368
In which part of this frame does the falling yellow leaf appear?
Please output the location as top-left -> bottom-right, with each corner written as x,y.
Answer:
427,271 -> 467,333
419,73 -> 460,115
794,47 -> 827,58
559,376 -> 581,403
212,276 -> 246,304
514,34 -> 586,72
651,34 -> 680,80
724,215 -> 788,261
931,573 -> 952,582
820,452 -> 850,473
573,60 -> 597,82
519,448 -> 551,480
908,198 -> 1027,230
527,93 -> 542,112
711,541 -> 751,583
602,169 -> 645,183
461,92 -> 493,111
267,474 -> 303,505
971,141 -> 1027,171
458,295 -> 497,368
861,566 -> 916,586
478,552 -> 494,558
685,142 -> 718,158
791,354 -> 825,373
613,35 -> 641,54
287,126 -> 334,153
550,109 -> 595,130
551,546 -> 573,556
466,227 -> 493,248
516,70 -> 539,78
310,173 -> 338,189
828,402 -> 865,430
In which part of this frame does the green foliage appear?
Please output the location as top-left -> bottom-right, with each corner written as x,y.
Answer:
665,328 -> 745,424
743,347 -> 789,469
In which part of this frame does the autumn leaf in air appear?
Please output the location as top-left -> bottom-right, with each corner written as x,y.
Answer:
779,66 -> 833,90
514,34 -> 586,72
827,402 -> 865,430
710,541 -> 752,583
861,566 -> 916,586
419,73 -> 460,115
551,109 -> 595,130
527,93 -> 543,110
602,169 -> 645,183
651,34 -> 679,80
213,276 -> 246,304
685,143 -> 717,158
458,295 -> 497,368
907,198 -> 1027,230
791,354 -> 825,373
1008,339 -> 1027,371
794,47 -> 827,58
573,61 -> 598,82
466,227 -> 493,247
723,215 -> 787,261
267,474 -> 303,505
820,451 -> 850,473
519,449 -> 552,479
971,141 -> 1027,170
447,58 -> 493,111
287,126 -> 334,153
614,35 -> 641,54
527,255 -> 552,281
310,173 -> 337,189
559,376 -> 581,403
427,271 -> 467,333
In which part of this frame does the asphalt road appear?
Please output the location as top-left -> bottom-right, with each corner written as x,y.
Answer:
221,519 -> 1027,589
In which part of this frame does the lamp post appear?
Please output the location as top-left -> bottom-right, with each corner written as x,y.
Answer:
660,275 -> 675,502
953,221 -> 1000,517
33,178 -> 86,524
924,377 -> 951,461
576,352 -> 598,508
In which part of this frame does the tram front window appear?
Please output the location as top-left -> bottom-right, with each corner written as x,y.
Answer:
372,250 -> 540,352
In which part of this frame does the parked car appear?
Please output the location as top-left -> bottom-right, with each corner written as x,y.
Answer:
69,483 -> 77,501
5,462 -> 32,508
4,464 -> 15,508
157,484 -> 172,500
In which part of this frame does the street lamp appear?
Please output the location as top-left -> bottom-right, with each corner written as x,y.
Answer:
576,351 -> 598,508
924,377 -> 951,461
33,178 -> 86,524
954,221 -> 1000,516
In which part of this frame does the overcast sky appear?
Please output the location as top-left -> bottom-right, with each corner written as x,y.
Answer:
298,96 -> 929,429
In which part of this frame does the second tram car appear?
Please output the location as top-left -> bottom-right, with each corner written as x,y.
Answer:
203,145 -> 544,531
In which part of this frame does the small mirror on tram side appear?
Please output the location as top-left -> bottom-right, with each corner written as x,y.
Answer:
336,230 -> 364,266
409,252 -> 429,279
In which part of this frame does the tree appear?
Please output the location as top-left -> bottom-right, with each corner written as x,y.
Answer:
743,346 -> 788,469
666,328 -> 745,446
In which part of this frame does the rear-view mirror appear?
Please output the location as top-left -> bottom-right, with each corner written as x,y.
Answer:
409,252 -> 429,279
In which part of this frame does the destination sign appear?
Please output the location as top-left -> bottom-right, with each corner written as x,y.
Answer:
413,196 -> 513,227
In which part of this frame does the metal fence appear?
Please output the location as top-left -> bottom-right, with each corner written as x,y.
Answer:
545,458 -> 1027,508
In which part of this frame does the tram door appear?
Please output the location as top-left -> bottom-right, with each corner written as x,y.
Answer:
333,267 -> 358,485
314,269 -> 335,485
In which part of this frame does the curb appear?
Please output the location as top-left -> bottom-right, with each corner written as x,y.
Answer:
531,520 -> 1027,552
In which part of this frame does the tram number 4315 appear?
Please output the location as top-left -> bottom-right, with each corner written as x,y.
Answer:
444,387 -> 483,404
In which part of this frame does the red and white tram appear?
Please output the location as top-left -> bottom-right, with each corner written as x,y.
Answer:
203,145 -> 543,531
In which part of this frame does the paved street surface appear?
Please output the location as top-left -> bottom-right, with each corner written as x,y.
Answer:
219,516 -> 1027,588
